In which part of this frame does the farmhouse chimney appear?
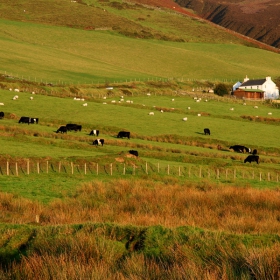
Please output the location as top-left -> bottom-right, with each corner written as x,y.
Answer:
243,75 -> 249,82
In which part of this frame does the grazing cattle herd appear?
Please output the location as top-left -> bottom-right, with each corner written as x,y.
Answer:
0,107 -> 263,165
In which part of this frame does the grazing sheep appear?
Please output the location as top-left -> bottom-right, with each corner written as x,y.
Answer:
30,96 -> 33,100
82,103 -> 88,106
268,112 -> 272,115
197,114 -> 201,117
187,107 -> 191,110
182,117 -> 188,121
149,112 -> 154,115
230,108 -> 234,111
14,89 -> 20,92
254,106 -> 258,109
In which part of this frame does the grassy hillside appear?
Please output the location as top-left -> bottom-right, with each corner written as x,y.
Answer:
0,0 -> 280,84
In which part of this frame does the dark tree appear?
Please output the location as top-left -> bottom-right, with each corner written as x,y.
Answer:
214,83 -> 229,96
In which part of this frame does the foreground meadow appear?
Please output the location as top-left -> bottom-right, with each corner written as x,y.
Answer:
0,84 -> 280,278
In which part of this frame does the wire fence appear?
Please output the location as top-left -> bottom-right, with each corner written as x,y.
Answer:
1,160 -> 279,183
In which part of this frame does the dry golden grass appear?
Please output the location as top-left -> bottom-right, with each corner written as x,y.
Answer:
1,179 -> 280,234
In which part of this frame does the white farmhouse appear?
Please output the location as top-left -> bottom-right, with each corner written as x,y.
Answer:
233,76 -> 279,100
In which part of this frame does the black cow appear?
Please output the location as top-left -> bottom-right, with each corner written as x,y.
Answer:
56,126 -> 67,133
89,129 -> 99,136
66,124 -> 82,131
19,116 -> 39,125
252,149 -> 258,155
204,128 -> 210,135
244,155 -> 259,164
129,150 -> 138,157
117,131 -> 130,139
230,145 -> 251,153
93,139 -> 104,146
0,112 -> 4,119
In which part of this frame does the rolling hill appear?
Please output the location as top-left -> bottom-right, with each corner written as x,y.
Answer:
0,0 -> 279,85
175,0 -> 280,50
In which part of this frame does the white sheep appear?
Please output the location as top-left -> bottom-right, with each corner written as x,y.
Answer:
182,117 -> 188,121
83,103 -> 88,106
230,108 -> 234,111
187,107 -> 191,110
197,113 -> 201,117
254,106 -> 258,109
149,112 -> 154,115
30,96 -> 33,100
268,112 -> 272,115
0,103 -> 4,106
14,89 -> 20,92
160,110 -> 163,113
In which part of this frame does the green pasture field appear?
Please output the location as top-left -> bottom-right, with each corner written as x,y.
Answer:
1,18 -> 280,84
0,88 -> 280,202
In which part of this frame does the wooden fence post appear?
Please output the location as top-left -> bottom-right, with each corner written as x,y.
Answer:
199,167 -> 202,178
123,164 -> 125,175
58,162 -> 61,173
225,169 -> 228,179
6,161 -> 9,176
15,162 -> 18,176
179,166 -> 181,176
71,162 -> 74,175
46,161 -> 49,174
27,160 -> 30,175
37,162 -> 40,174
259,172 -> 262,181
146,162 -> 148,174
110,163 -> 113,176
96,163 -> 98,175
84,163 -> 86,175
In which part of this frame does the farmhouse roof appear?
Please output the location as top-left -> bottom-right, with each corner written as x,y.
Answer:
240,79 -> 266,87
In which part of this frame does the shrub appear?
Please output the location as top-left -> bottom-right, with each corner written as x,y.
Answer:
214,83 -> 229,96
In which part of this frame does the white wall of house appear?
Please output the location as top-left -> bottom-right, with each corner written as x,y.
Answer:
262,77 -> 279,99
